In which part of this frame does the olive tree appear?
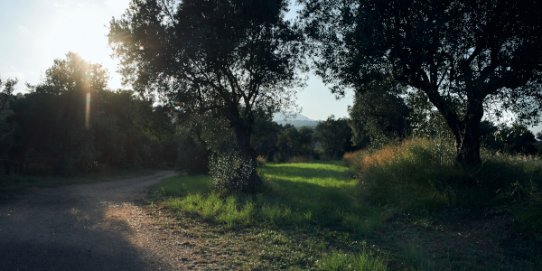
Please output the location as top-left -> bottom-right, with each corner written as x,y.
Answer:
301,0 -> 542,167
109,0 -> 304,192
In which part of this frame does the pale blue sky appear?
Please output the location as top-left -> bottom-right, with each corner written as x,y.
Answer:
0,0 -> 352,121
1,1 -> 539,133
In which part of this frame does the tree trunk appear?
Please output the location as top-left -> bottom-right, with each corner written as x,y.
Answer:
455,120 -> 482,167
232,122 -> 262,193
454,97 -> 484,168
421,82 -> 485,169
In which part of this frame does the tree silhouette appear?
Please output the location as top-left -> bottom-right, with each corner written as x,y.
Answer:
302,0 -> 542,167
109,0 -> 304,192
6,53 -> 176,175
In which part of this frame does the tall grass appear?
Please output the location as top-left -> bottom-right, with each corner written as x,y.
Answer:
345,138 -> 457,210
344,138 -> 542,235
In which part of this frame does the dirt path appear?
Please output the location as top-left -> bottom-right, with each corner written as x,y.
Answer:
0,171 -> 182,271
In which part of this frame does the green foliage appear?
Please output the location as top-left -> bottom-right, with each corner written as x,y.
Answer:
345,139 -> 454,210
494,124 -> 538,155
344,138 -> 542,242
94,90 -> 176,168
251,111 -> 282,161
152,157 -> 541,270
406,91 -> 455,142
349,79 -> 411,148
175,129 -> 209,174
0,76 -> 18,172
302,0 -> 542,167
109,0 -> 304,192
275,125 -> 315,161
209,151 -> 256,194
2,53 -> 176,175
316,250 -> 388,271
346,138 -> 542,211
314,117 -> 354,159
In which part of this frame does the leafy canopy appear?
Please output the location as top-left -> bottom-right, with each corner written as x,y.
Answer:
109,0 -> 304,119
301,0 -> 542,166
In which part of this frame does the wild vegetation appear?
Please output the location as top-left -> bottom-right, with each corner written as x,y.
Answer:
302,0 -> 542,168
151,140 -> 541,270
1,0 -> 542,270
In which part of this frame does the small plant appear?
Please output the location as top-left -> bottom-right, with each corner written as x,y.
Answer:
209,151 -> 256,194
316,250 -> 388,271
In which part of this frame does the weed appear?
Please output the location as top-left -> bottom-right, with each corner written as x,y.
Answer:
316,250 -> 388,271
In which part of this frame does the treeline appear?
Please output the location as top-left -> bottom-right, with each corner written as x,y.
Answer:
0,53 -> 176,175
178,105 -> 542,175
174,113 -> 352,174
1,53 -> 541,177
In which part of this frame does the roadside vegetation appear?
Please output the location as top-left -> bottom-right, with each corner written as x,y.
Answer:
151,138 -> 541,270
1,0 -> 542,270
151,162 -> 390,270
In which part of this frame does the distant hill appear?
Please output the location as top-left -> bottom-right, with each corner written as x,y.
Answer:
273,113 -> 319,128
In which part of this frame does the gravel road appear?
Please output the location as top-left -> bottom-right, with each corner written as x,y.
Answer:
0,171 -> 178,271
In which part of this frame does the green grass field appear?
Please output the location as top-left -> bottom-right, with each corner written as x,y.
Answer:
153,162 -> 384,231
151,160 -> 541,270
152,162 -> 389,270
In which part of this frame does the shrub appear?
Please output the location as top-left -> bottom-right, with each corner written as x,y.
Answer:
209,151 -> 255,193
346,138 -> 542,211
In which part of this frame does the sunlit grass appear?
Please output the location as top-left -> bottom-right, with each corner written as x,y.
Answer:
152,162 -> 384,232
344,138 -> 542,213
151,154 -> 542,270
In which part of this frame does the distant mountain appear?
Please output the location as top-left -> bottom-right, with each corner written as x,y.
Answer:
273,113 -> 319,128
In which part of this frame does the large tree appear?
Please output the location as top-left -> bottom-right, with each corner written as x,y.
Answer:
301,0 -> 542,167
349,79 -> 411,147
109,0 -> 303,192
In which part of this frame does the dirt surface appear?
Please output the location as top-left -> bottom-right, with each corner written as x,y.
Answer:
0,171 -> 186,271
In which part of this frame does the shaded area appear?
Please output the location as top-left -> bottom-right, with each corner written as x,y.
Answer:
155,161 -> 542,270
157,163 -> 381,232
0,172 -> 173,271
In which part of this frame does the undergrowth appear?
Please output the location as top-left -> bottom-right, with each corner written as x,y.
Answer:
344,138 -> 542,236
152,143 -> 542,270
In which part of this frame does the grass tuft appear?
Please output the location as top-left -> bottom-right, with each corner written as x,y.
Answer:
316,250 -> 388,271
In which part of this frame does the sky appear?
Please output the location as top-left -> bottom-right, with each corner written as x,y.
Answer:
0,1 -> 539,132
0,0 -> 352,121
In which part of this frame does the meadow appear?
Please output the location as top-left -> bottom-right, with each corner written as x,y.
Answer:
151,139 -> 542,270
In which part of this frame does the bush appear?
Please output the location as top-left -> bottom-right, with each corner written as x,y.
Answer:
209,151 -> 255,193
345,138 -> 542,211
